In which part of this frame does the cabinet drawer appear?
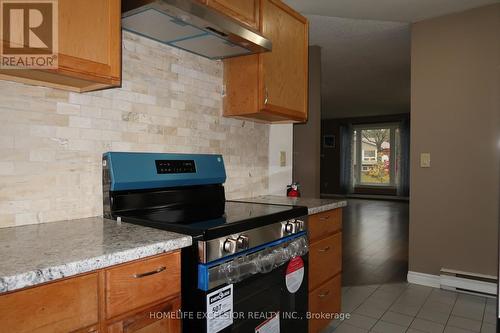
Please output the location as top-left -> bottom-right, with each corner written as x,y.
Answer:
309,232 -> 342,290
309,275 -> 341,333
105,251 -> 181,319
0,273 -> 98,333
308,209 -> 342,242
106,298 -> 181,333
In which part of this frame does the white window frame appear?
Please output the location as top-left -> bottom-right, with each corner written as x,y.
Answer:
362,149 -> 377,161
353,123 -> 398,187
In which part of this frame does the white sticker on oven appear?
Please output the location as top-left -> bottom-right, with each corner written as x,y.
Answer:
285,257 -> 304,293
206,284 -> 233,333
255,312 -> 280,333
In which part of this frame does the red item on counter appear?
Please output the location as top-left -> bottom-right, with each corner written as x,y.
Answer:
287,183 -> 300,197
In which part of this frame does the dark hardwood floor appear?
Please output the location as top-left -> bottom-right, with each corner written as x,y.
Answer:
341,199 -> 409,286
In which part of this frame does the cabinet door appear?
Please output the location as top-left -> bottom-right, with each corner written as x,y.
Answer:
0,0 -> 121,92
0,273 -> 99,333
308,209 -> 342,242
105,251 -> 181,319
206,0 -> 260,30
260,0 -> 308,121
107,298 -> 181,333
309,275 -> 341,333
309,232 -> 342,290
58,0 -> 121,84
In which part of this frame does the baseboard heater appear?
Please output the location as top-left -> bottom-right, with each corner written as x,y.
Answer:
440,268 -> 497,297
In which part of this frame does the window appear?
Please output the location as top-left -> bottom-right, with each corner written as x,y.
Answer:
362,150 -> 376,161
352,124 -> 399,187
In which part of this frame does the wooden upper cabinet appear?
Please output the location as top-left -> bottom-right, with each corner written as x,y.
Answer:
223,0 -> 308,123
206,0 -> 260,30
260,0 -> 308,120
0,0 -> 121,92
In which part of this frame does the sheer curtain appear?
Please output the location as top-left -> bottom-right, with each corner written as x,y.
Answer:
339,123 -> 354,194
398,116 -> 411,197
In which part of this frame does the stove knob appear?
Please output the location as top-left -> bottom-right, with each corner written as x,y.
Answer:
295,219 -> 305,231
237,235 -> 250,250
284,221 -> 296,234
222,238 -> 237,254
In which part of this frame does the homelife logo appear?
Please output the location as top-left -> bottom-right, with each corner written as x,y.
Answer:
0,0 -> 58,69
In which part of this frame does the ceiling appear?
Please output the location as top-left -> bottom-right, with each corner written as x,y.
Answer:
307,15 -> 411,119
283,0 -> 498,119
283,0 -> 500,23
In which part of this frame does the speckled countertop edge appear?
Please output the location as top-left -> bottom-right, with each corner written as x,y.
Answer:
234,195 -> 348,215
0,239 -> 191,293
0,217 -> 192,293
306,200 -> 347,215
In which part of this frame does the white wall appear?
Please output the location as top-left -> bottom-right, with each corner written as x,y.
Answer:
268,124 -> 293,196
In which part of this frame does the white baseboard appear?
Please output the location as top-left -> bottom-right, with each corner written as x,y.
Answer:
407,271 -> 441,288
407,270 -> 498,296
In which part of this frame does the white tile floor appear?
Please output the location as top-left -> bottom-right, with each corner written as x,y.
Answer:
323,283 -> 496,333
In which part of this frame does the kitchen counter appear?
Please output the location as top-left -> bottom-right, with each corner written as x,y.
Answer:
0,217 -> 192,293
237,195 -> 348,215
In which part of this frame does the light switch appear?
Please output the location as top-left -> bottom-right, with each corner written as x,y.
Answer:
420,153 -> 431,168
280,151 -> 286,167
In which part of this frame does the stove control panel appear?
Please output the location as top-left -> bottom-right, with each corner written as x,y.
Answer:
198,216 -> 308,263
155,160 -> 196,174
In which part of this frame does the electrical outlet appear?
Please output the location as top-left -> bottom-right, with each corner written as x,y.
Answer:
420,153 -> 431,168
280,151 -> 286,167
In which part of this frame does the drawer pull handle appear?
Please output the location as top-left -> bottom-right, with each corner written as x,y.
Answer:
133,266 -> 166,278
319,246 -> 331,252
318,290 -> 330,298
319,216 -> 330,221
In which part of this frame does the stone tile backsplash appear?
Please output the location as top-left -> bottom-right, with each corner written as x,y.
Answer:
0,32 -> 270,228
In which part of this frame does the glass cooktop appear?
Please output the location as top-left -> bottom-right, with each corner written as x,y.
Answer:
120,201 -> 307,239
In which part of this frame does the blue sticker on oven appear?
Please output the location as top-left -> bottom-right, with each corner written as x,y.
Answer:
207,284 -> 234,333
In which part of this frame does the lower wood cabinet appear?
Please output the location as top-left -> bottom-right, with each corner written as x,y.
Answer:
0,251 -> 181,333
309,232 -> 342,290
105,252 -> 181,319
106,298 -> 181,333
0,273 -> 99,333
308,208 -> 343,333
309,275 -> 341,333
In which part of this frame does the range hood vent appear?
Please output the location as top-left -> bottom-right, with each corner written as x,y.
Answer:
122,0 -> 272,60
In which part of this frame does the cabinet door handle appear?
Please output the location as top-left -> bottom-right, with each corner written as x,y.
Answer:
133,266 -> 166,278
319,246 -> 331,253
264,87 -> 269,105
319,216 -> 330,221
318,290 -> 330,298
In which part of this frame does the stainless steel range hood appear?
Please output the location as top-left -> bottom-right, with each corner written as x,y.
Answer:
122,0 -> 272,60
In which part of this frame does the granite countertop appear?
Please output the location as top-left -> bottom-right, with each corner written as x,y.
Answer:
237,195 -> 348,215
0,217 -> 192,294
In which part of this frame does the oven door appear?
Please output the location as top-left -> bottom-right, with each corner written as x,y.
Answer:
229,254 -> 309,332
193,233 -> 309,333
